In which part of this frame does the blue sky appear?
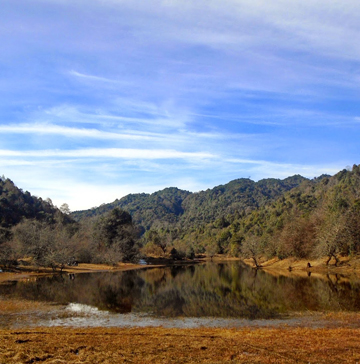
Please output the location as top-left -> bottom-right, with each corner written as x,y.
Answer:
1,0 -> 359,211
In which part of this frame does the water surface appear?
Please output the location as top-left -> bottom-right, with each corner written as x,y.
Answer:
1,262 -> 360,328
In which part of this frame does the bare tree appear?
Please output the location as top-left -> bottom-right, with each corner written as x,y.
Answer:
277,216 -> 316,259
0,242 -> 18,268
241,235 -> 262,268
315,213 -> 348,266
11,219 -> 75,271
59,203 -> 71,215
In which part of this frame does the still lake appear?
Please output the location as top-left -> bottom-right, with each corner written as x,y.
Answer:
1,261 -> 360,328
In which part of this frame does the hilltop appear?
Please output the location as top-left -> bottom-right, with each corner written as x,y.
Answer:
71,174 -> 308,231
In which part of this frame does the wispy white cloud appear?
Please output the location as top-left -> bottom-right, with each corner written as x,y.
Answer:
225,158 -> 343,180
0,121 -> 242,148
42,104 -> 189,129
69,70 -> 121,84
86,0 -> 360,62
0,148 -> 215,160
0,123 -> 174,142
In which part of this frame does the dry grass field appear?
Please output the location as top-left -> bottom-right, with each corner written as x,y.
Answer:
1,326 -> 360,364
1,298 -> 360,363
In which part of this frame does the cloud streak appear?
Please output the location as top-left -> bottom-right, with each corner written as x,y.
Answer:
0,123 -> 173,142
42,105 -> 190,129
0,148 -> 215,160
69,70 -> 121,84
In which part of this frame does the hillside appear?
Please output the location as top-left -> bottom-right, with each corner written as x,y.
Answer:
177,165 -> 360,262
0,177 -> 139,269
179,175 -> 307,228
0,177 -> 59,227
72,175 -> 308,232
0,177 -> 63,243
72,187 -> 191,231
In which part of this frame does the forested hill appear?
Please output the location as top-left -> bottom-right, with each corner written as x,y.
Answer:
71,175 -> 309,231
0,177 -> 57,228
179,175 -> 307,228
0,176 -> 69,243
180,165 -> 360,262
72,187 -> 191,231
0,176 -> 140,267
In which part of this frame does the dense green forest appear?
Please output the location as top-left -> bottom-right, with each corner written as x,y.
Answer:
140,166 -> 360,265
1,165 -> 360,270
73,166 -> 360,265
72,175 -> 308,230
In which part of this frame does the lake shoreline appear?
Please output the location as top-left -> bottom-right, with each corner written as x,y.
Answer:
2,254 -> 360,284
242,255 -> 360,278
0,261 -> 176,285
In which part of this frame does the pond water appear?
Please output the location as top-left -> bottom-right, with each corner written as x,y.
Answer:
1,262 -> 360,328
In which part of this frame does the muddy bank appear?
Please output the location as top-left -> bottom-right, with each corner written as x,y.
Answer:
2,290 -> 360,331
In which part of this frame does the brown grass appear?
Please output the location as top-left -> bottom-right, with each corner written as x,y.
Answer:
0,326 -> 360,363
243,255 -> 360,278
0,299 -> 55,314
0,263 -> 154,285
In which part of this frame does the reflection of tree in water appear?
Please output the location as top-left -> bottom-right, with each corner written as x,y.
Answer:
135,264 -> 292,318
1,263 -> 360,319
0,271 -> 145,314
134,264 -> 360,318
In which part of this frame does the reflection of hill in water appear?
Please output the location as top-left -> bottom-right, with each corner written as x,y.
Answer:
1,263 -> 360,319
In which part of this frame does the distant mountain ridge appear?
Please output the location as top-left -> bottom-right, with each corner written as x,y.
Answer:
71,175 -> 311,232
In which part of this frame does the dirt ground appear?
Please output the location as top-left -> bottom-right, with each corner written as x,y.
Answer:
1,325 -> 360,364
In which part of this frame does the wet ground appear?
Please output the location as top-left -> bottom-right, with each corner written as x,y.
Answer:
2,261 -> 360,331
2,300 -> 360,331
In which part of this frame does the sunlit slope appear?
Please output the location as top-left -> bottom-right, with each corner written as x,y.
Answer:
72,175 -> 308,231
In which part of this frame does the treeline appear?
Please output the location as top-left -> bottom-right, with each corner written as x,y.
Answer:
72,175 -> 308,231
0,177 -> 139,270
140,166 -> 360,265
